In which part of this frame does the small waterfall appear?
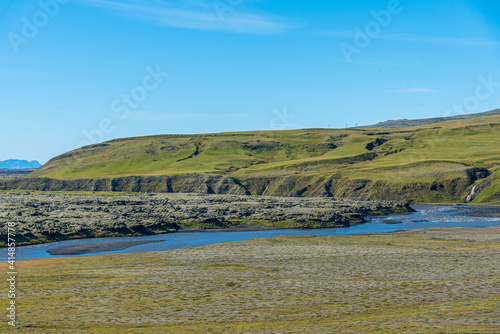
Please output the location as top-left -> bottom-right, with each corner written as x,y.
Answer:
262,184 -> 270,196
465,184 -> 477,203
471,184 -> 477,195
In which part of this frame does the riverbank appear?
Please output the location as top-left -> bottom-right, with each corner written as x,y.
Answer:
44,226 -> 288,255
4,225 -> 499,333
9,204 -> 500,259
0,192 -> 412,246
45,240 -> 163,255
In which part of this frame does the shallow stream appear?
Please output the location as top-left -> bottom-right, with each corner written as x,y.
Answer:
8,205 -> 500,261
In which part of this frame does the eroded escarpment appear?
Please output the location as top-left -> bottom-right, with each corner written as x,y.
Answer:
0,165 -> 495,204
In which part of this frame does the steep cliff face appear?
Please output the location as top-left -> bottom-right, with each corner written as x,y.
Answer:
1,166 -> 497,204
0,175 -> 248,195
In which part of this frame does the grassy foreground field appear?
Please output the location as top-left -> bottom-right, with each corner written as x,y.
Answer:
3,226 -> 499,333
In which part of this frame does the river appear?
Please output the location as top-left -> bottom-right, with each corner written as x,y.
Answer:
7,205 -> 500,261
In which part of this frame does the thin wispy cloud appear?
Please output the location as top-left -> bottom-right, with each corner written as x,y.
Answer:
78,0 -> 293,34
385,88 -> 437,93
381,34 -> 500,46
322,31 -> 500,46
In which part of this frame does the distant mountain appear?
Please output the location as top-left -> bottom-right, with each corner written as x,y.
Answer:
0,159 -> 42,169
361,109 -> 500,129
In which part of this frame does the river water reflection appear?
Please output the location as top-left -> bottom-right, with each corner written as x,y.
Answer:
9,205 -> 500,261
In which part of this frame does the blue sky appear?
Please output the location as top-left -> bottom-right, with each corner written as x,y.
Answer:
1,0 -> 500,163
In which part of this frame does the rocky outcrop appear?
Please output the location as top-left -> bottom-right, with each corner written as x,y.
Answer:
0,193 -> 412,246
0,174 -> 249,195
0,166 -> 496,204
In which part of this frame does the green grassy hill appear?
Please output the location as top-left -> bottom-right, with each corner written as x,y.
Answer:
361,108 -> 500,129
23,113 -> 500,205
